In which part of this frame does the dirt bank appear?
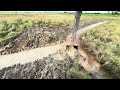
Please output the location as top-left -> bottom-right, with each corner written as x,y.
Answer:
66,21 -> 112,79
0,50 -> 92,79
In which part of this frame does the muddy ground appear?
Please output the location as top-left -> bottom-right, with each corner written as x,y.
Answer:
0,50 -> 92,79
0,54 -> 72,79
0,19 -> 104,55
0,19 -> 105,79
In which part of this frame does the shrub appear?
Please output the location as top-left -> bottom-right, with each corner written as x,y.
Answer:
66,63 -> 92,79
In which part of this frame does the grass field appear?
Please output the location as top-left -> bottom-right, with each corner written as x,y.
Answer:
0,14 -> 73,44
81,19 -> 120,78
0,13 -> 110,44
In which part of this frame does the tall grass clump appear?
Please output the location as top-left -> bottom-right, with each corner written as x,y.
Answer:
81,20 -> 120,78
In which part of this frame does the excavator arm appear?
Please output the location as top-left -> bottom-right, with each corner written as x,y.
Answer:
66,11 -> 82,50
66,11 -> 82,46
72,11 -> 82,45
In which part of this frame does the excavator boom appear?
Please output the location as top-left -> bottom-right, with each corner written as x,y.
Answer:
72,11 -> 82,44
66,11 -> 82,48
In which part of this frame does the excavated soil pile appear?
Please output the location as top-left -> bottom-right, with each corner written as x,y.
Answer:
0,25 -> 70,55
0,52 -> 92,79
0,19 -> 104,55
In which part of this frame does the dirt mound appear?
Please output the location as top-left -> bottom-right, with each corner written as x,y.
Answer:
0,43 -> 93,79
0,25 -> 70,55
0,56 -> 70,79
0,52 -> 92,79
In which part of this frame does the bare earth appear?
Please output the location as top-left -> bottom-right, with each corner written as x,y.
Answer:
0,21 -> 112,79
0,43 -> 65,70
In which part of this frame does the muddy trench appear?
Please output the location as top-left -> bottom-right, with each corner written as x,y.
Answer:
0,20 -> 112,79
66,21 -> 113,79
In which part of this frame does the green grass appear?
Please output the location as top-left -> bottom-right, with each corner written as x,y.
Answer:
81,20 -> 120,78
0,17 -> 73,44
0,19 -> 36,43
0,13 -> 107,44
66,63 -> 92,79
81,14 -> 120,20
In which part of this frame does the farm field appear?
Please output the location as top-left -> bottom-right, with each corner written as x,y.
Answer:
0,13 -> 120,79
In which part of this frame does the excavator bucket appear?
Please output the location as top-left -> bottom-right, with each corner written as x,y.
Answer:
66,11 -> 82,50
